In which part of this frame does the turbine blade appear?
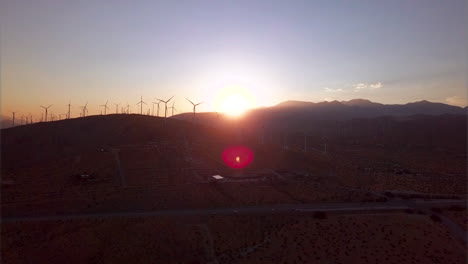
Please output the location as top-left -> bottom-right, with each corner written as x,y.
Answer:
166,96 -> 174,103
186,98 -> 195,105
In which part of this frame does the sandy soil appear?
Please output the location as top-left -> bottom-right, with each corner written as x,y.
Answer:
2,213 -> 465,264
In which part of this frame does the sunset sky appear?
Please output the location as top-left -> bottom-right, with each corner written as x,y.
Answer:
1,0 -> 466,118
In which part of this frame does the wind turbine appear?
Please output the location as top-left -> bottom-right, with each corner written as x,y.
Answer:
186,98 -> 203,121
153,100 -> 162,117
67,100 -> 72,119
151,101 -> 158,116
136,96 -> 147,115
40,105 -> 52,122
11,111 -> 18,126
156,96 -> 174,119
126,103 -> 130,114
169,101 -> 177,116
80,102 -> 88,117
100,100 -> 109,115
114,103 -> 120,114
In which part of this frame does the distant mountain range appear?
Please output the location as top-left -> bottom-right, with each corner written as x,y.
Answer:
2,99 -> 466,130
172,99 -> 467,132
272,99 -> 465,116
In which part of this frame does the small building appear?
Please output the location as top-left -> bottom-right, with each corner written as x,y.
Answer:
212,175 -> 224,180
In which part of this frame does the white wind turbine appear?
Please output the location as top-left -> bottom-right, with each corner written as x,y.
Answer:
156,96 -> 174,120
186,98 -> 203,122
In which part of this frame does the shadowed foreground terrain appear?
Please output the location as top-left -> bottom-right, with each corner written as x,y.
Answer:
1,113 -> 466,263
2,212 -> 466,264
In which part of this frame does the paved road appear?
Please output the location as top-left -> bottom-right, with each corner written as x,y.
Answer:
2,199 -> 464,223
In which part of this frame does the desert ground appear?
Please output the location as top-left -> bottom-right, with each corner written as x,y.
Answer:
1,114 -> 466,263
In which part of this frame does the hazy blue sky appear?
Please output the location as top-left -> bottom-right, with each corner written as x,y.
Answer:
1,0 -> 466,117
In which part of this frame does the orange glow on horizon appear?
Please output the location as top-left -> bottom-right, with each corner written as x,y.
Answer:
211,86 -> 256,118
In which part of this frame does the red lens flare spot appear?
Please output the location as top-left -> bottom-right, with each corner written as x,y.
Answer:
222,145 -> 254,169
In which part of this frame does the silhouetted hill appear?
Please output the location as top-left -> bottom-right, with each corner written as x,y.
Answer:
341,99 -> 383,107
1,114 -> 232,170
173,99 -> 466,130
385,100 -> 463,116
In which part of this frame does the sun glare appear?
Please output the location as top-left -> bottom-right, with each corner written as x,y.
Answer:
221,94 -> 249,117
210,85 -> 256,118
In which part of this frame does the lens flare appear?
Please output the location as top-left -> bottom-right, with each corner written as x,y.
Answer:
222,145 -> 254,169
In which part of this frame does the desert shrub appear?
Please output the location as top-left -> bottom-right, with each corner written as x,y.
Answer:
431,207 -> 442,213
404,209 -> 414,214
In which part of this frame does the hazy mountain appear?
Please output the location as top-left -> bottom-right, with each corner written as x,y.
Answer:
341,99 -> 384,107
274,99 -> 464,115
172,99 -> 466,132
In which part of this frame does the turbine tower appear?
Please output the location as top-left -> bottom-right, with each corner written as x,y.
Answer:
67,100 -> 72,119
156,96 -> 174,119
169,101 -> 177,116
136,96 -> 147,115
40,105 -> 52,122
186,98 -> 203,121
100,100 -> 109,115
11,111 -> 18,126
114,103 -> 120,114
153,100 -> 162,117
151,101 -> 157,116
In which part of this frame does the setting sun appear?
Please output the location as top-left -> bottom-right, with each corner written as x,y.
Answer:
210,85 -> 257,118
221,94 -> 249,117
